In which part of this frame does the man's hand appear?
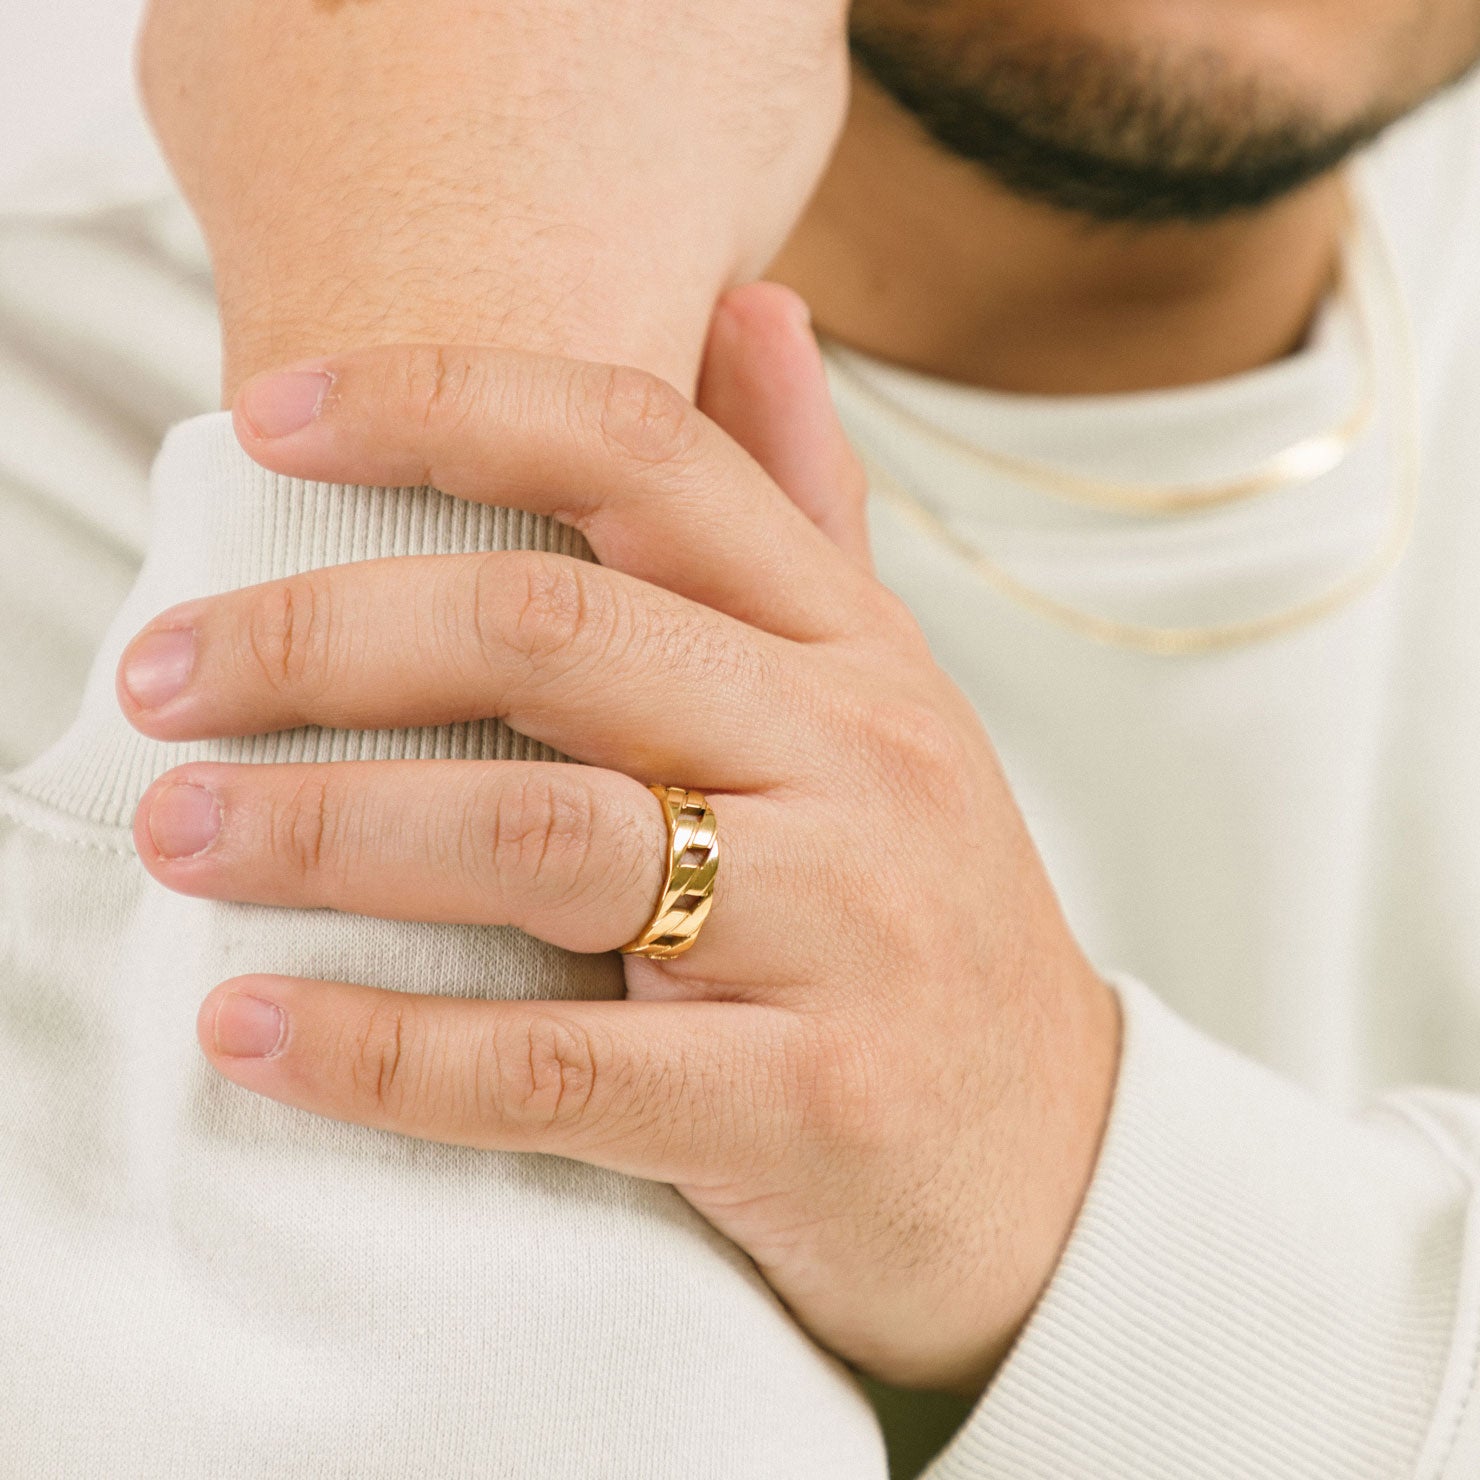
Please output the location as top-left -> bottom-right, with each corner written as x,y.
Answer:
116,286 -> 1120,1396
136,0 -> 850,395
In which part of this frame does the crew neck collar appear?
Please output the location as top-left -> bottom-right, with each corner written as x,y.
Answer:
824,168 -> 1410,641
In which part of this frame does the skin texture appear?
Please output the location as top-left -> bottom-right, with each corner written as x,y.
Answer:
772,74 -> 1357,392
127,0 -> 1480,1399
773,0 -> 1480,390
137,0 -> 850,396
119,303 -> 1120,1396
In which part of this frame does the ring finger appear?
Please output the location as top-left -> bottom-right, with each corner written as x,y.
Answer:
134,760 -> 780,974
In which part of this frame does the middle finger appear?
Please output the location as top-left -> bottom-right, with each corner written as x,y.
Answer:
119,551 -> 817,791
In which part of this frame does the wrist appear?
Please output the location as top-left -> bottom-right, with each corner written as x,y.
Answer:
846,949 -> 1120,1401
948,959 -> 1122,1402
210,209 -> 731,402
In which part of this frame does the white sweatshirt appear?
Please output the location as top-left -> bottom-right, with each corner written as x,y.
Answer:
4,37 -> 1480,1480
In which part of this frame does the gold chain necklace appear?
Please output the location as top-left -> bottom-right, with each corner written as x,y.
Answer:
834,181 -> 1421,657
827,189 -> 1376,517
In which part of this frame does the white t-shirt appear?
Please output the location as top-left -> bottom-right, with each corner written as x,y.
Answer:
4,34 -> 1480,1479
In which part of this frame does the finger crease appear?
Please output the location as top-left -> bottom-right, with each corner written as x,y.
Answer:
377,1012 -> 405,1106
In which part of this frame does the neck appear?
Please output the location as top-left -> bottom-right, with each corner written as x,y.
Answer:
771,70 -> 1349,396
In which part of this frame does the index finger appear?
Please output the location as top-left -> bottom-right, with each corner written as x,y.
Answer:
232,345 -> 874,642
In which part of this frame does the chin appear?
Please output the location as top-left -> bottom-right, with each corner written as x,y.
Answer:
846,0 -> 1472,222
852,0 -> 1434,130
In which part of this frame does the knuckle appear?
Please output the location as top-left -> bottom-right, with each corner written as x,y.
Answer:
502,1015 -> 602,1133
507,556 -> 591,663
591,363 -> 701,472
349,1000 -> 411,1116
558,780 -> 654,922
397,345 -> 482,461
270,771 -> 339,879
244,575 -> 331,696
482,772 -> 597,900
857,694 -> 964,784
500,557 -> 630,687
858,581 -> 924,644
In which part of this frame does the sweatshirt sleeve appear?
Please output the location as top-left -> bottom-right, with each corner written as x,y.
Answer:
924,975 -> 1480,1480
1,411 -> 894,1479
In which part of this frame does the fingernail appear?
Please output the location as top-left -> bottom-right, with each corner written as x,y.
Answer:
239,369 -> 333,439
148,783 -> 222,859
213,993 -> 285,1059
121,628 -> 195,710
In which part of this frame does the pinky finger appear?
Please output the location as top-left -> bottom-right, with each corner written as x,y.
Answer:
198,974 -> 804,1186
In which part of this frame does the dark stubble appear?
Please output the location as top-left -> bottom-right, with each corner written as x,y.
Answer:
848,14 -> 1432,223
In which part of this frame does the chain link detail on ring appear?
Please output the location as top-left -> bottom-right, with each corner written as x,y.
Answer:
619,786 -> 719,960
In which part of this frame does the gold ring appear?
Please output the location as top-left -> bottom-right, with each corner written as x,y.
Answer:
620,786 -> 719,960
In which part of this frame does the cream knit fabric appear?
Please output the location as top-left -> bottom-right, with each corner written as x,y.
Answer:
0,417 -> 888,1479
6,50 -> 1480,1480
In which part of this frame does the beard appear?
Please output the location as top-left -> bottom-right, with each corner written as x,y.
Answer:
847,10 -> 1419,224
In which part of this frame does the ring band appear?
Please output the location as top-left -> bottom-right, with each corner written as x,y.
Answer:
620,786 -> 719,960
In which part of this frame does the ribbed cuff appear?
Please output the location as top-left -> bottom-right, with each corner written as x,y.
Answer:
10,413 -> 589,828
926,977 -> 1473,1480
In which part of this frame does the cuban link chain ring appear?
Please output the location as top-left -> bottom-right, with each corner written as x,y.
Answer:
619,786 -> 719,960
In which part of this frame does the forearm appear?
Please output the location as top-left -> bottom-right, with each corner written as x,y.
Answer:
136,0 -> 848,398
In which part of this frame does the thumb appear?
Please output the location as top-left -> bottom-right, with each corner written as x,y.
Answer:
697,282 -> 873,571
